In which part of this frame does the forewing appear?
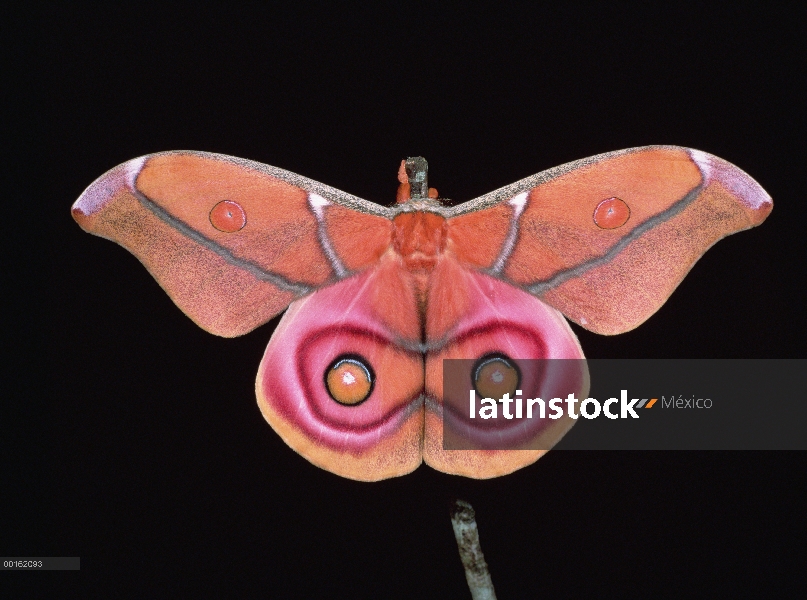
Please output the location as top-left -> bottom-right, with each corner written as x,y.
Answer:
446,146 -> 772,334
72,151 -> 393,337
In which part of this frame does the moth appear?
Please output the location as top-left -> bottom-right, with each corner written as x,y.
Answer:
72,147 -> 771,481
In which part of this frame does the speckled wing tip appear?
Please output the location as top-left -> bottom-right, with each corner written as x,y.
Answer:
689,149 -> 772,212
72,156 -> 146,217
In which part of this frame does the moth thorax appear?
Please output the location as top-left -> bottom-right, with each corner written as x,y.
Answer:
392,212 -> 447,273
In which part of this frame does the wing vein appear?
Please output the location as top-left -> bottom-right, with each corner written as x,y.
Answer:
527,182 -> 704,295
132,187 -> 314,295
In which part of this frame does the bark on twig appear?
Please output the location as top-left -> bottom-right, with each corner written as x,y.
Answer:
450,499 -> 497,600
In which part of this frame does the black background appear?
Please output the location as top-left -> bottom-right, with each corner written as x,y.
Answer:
5,4 -> 805,598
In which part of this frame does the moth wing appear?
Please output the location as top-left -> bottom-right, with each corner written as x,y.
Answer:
256,260 -> 425,482
422,265 -> 588,479
446,146 -> 772,335
72,151 -> 394,337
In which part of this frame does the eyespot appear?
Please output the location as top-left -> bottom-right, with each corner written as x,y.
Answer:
325,355 -> 375,406
473,353 -> 520,400
209,200 -> 247,232
593,197 -> 630,229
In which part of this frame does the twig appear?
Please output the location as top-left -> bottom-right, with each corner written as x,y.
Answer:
450,499 -> 497,600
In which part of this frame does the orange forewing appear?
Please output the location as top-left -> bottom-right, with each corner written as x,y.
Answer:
448,147 -> 772,335
446,204 -> 512,268
507,148 -> 701,284
541,172 -> 770,334
73,152 -> 392,337
72,159 -> 298,337
323,205 -> 392,271
136,154 -> 334,286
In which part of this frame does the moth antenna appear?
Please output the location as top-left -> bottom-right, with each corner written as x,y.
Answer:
395,160 -> 410,204
397,160 -> 408,184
